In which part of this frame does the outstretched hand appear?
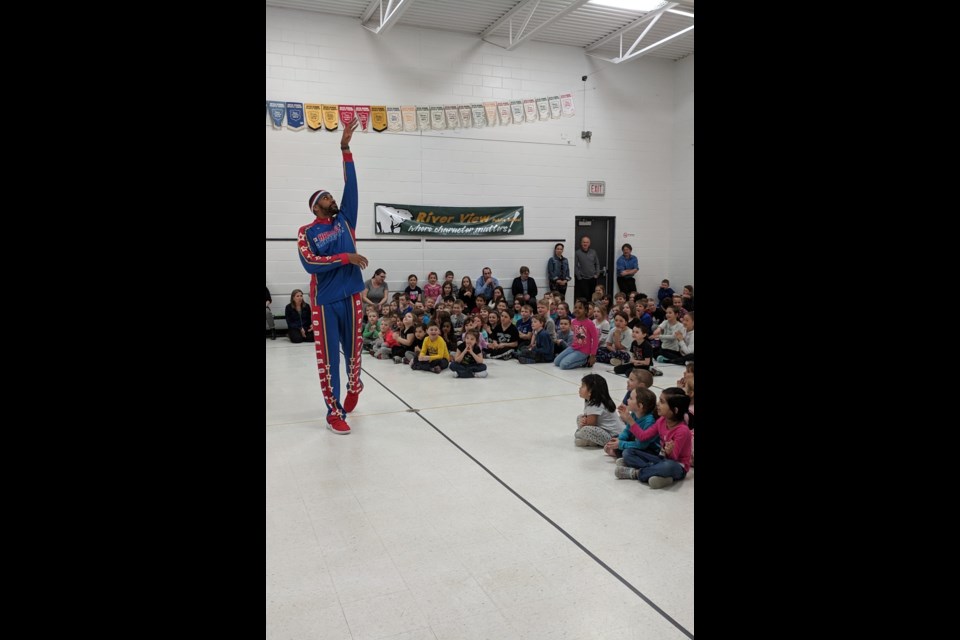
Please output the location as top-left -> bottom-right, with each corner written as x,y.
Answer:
347,253 -> 369,269
341,119 -> 359,147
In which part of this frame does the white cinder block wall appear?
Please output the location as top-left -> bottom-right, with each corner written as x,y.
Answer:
669,53 -> 694,295
267,7 -> 693,302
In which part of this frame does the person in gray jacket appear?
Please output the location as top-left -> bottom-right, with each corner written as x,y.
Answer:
574,236 -> 600,302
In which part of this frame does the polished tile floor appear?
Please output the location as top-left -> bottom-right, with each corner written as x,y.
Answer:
267,338 -> 694,639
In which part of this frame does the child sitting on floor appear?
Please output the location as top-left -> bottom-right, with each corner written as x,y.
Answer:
615,388 -> 692,489
574,374 -> 624,447
604,387 -> 659,459
450,329 -> 488,378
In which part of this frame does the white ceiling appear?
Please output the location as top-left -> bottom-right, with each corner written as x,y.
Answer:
266,0 -> 695,62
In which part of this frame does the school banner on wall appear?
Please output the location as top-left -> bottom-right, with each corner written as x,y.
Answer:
375,203 -> 524,236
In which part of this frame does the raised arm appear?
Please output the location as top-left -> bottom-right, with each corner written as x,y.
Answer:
627,414 -> 659,442
338,120 -> 359,229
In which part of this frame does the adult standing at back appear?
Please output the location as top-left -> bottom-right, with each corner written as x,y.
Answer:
547,243 -> 570,300
574,236 -> 600,303
616,243 -> 639,296
511,266 -> 538,304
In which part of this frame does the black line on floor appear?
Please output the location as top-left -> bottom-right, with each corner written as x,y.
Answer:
358,364 -> 694,640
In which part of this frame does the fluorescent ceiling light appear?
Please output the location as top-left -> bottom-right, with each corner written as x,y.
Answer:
589,0 -> 668,11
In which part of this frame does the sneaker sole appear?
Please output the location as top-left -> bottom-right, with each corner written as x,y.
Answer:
648,476 -> 674,489
326,424 -> 352,435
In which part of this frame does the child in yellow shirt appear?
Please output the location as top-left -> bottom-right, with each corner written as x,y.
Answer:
411,323 -> 450,374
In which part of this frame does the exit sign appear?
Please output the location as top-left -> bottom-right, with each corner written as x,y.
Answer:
588,181 -> 605,196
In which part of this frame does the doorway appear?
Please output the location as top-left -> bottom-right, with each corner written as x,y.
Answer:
574,216 -> 616,301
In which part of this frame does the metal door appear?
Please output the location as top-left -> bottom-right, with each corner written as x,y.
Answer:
574,216 -> 616,300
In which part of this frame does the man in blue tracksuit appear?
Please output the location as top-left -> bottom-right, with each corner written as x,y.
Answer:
296,120 -> 368,435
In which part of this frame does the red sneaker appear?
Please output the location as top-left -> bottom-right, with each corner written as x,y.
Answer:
343,381 -> 363,413
326,416 -> 352,435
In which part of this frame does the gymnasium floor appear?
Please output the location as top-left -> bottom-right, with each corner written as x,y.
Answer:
267,337 -> 694,640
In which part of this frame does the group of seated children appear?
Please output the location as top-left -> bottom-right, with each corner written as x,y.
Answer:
359,290 -> 575,377
590,285 -> 695,371
574,368 -> 695,489
357,281 -> 693,379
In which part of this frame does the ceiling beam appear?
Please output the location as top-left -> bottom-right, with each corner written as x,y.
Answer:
360,0 -> 380,24
585,2 -> 678,52
513,0 -> 542,42
361,0 -> 419,36
622,12 -> 661,59
480,0 -> 540,38
503,0 -> 593,51
615,24 -> 694,63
